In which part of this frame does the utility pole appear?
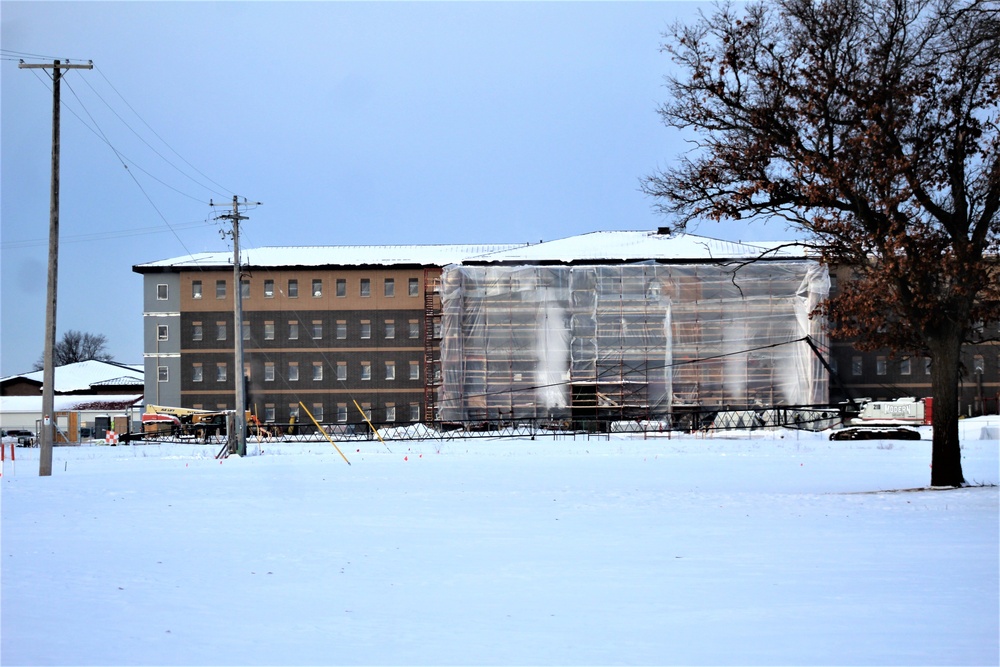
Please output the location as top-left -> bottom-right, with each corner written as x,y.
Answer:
212,196 -> 261,456
19,59 -> 93,476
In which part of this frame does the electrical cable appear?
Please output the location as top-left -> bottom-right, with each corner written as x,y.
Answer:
90,66 -> 233,198
0,219 -> 218,249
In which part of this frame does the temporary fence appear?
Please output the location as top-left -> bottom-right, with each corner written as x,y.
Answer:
119,405 -> 844,445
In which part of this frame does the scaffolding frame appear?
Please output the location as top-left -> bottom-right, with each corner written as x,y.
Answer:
438,261 -> 830,423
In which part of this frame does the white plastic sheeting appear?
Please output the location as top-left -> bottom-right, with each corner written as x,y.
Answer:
438,261 -> 829,422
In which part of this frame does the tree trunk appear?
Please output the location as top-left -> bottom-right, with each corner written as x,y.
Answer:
928,329 -> 966,487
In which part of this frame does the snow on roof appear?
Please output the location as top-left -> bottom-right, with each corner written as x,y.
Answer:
1,394 -> 143,413
91,376 -> 146,388
459,231 -> 811,264
1,360 -> 144,393
134,244 -> 527,271
133,232 -> 811,273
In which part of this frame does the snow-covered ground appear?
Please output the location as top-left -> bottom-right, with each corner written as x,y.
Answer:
2,419 -> 997,666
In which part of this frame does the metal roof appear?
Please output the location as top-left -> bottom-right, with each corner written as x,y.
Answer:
133,244 -> 527,272
456,230 -> 809,265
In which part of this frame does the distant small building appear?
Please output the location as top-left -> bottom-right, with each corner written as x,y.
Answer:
0,394 -> 143,442
0,360 -> 145,440
0,359 -> 144,397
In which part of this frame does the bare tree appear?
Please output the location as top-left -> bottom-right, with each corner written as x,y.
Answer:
34,330 -> 114,370
643,0 -> 999,486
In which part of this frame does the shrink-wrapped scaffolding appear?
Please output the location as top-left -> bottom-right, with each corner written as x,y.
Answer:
437,261 -> 829,423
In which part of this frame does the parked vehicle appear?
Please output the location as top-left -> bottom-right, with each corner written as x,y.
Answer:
1,429 -> 36,447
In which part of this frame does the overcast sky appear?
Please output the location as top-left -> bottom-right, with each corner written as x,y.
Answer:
1,1 -> 802,377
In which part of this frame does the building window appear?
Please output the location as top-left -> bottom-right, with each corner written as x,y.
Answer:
336,404 -> 348,423
313,362 -> 323,381
157,366 -> 169,382
264,363 -> 275,382
385,404 -> 396,422
288,279 -> 298,298
876,356 -> 887,376
385,361 -> 395,380
242,321 -> 250,341
900,358 -> 911,376
385,320 -> 395,339
312,279 -> 323,297
360,278 -> 371,297
288,404 -> 299,422
433,321 -> 442,338
384,278 -> 394,297
336,320 -> 347,340
217,322 -> 227,341
216,280 -> 226,299
410,403 -> 420,421
264,405 -> 276,422
973,354 -> 985,374
216,363 -> 227,382
925,357 -> 932,375
288,362 -> 299,381
241,280 -> 250,299
289,321 -> 299,340
408,278 -> 419,297
312,320 -> 323,340
312,403 -> 324,422
360,320 -> 371,339
336,362 -> 347,381
409,320 -> 420,339
361,361 -> 371,381
157,324 -> 168,341
362,403 -> 372,421
192,281 -> 202,299
852,356 -> 862,376
264,279 -> 274,298
409,361 -> 420,380
192,364 -> 203,383
336,278 -> 346,297
264,321 -> 275,340
157,284 -> 168,300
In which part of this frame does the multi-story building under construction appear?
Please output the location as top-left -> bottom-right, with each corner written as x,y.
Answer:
134,229 -> 998,428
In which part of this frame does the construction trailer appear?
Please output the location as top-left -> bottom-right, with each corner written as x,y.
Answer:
436,260 -> 829,426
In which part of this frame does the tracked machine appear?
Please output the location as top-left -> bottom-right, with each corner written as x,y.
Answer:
829,397 -> 932,440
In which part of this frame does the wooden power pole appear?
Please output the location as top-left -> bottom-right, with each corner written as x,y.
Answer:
19,59 -> 93,476
212,196 -> 261,457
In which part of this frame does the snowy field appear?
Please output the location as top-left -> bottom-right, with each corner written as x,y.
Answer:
2,419 -> 998,666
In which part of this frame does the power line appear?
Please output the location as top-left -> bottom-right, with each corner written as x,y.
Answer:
88,66 -> 233,198
16,57 -> 246,272
0,219 -> 218,249
21,62 -> 235,206
60,76 -> 211,203
2,49 -> 88,60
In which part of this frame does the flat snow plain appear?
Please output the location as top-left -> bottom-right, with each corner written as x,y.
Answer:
2,419 -> 998,666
